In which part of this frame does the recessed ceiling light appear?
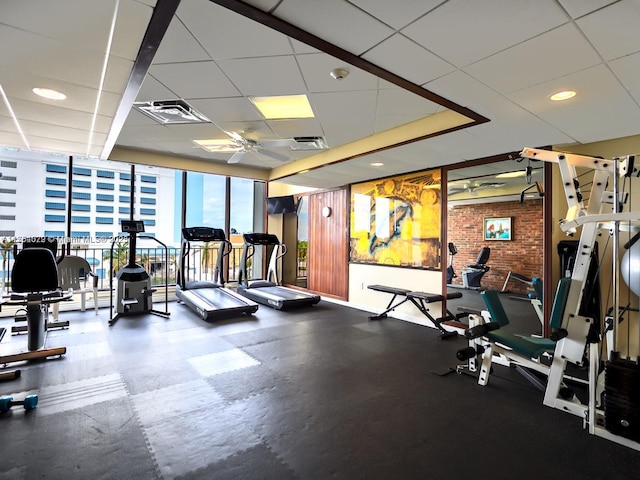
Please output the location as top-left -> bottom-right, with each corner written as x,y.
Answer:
250,95 -> 314,119
32,87 -> 66,100
496,171 -> 526,178
298,169 -> 310,174
550,90 -> 576,101
370,162 -> 384,167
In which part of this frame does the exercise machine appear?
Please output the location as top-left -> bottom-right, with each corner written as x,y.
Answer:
237,233 -> 320,310
446,242 -> 457,285
367,284 -> 465,339
459,146 -> 640,451
176,226 -> 258,321
0,247 -> 72,370
109,219 -> 170,326
461,247 -> 490,289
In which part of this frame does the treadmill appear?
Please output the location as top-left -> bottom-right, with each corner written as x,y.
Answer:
176,227 -> 258,321
237,233 -> 320,310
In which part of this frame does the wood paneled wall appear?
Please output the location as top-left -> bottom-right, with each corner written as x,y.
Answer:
307,187 -> 349,299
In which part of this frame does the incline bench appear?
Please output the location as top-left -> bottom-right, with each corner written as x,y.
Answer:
367,285 -> 465,339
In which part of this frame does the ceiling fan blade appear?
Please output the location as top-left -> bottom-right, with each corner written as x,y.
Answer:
224,130 -> 245,143
256,148 -> 288,162
228,151 -> 250,164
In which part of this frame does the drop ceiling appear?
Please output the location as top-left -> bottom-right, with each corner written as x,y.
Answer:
1,0 -> 639,190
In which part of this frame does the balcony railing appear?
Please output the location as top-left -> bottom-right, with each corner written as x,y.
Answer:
1,243 -> 308,294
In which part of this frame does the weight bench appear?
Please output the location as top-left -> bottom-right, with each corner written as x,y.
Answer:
367,285 -> 465,339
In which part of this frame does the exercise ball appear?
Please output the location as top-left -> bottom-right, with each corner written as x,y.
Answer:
621,241 -> 640,297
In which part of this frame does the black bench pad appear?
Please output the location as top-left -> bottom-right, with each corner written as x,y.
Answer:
408,291 -> 462,302
367,285 -> 412,295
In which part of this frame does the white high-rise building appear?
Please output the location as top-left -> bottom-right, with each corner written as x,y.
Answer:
0,147 -> 176,245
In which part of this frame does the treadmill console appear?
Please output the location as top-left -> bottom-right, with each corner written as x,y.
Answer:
182,227 -> 226,242
121,220 -> 145,233
243,233 -> 280,245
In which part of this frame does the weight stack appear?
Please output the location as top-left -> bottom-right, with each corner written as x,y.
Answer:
604,355 -> 640,442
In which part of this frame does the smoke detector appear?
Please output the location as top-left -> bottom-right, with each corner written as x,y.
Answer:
329,68 -> 349,80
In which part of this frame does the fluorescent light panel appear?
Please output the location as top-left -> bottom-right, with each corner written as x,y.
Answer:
250,95 -> 314,119
193,139 -> 241,153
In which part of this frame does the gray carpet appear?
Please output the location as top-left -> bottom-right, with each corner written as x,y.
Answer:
0,298 -> 637,479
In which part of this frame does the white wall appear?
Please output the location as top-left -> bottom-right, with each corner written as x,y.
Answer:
349,263 -> 445,328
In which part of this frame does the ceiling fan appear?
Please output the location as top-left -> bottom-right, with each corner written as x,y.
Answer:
223,130 -> 292,164
448,181 -> 505,196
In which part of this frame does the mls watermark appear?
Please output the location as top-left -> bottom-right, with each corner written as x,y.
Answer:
2,235 -> 129,245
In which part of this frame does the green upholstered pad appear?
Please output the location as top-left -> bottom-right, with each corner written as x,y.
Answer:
549,278 -> 571,329
487,330 -> 550,358
480,289 -> 510,327
532,277 -> 543,303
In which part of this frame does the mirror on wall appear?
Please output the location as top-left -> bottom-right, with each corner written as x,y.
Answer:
446,159 -> 545,299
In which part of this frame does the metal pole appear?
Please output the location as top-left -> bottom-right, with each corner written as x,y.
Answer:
612,157 -> 620,356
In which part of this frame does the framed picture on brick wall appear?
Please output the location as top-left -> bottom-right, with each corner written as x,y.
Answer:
484,217 -> 511,240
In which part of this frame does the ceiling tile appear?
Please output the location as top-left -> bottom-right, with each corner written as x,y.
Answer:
469,116 -> 576,152
217,56 -> 307,96
376,86 -> 440,118
274,0 -> 394,56
135,75 -> 181,102
266,118 -> 324,139
576,0 -> 640,60
426,70 -> 529,119
320,116 -> 376,148
362,33 -> 455,85
188,97 -> 262,124
148,61 -> 241,99
402,0 -> 569,68
463,23 -> 601,94
153,14 -> 211,64
310,90 -> 378,119
609,52 -> 640,104
508,64 -> 640,143
348,0 -> 445,30
177,0 -> 293,60
558,0 -> 617,19
296,53 -> 379,93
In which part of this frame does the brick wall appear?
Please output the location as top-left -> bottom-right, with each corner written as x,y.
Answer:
447,199 -> 543,293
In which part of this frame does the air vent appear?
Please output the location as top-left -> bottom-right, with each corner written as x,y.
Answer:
290,136 -> 328,151
133,100 -> 211,125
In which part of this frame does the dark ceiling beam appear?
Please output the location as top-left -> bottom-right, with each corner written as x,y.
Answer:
100,0 -> 181,160
210,0 -> 489,124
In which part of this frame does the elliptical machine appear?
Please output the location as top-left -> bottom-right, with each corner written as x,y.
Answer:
446,242 -> 457,285
109,219 -> 170,326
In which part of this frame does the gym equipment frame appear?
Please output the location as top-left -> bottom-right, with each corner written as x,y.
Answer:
459,147 -> 640,451
367,284 -> 465,339
0,248 -> 72,368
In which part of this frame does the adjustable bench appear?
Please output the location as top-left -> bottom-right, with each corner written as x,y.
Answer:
367,284 -> 465,339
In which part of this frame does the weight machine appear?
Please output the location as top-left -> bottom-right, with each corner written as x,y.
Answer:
460,147 -> 640,450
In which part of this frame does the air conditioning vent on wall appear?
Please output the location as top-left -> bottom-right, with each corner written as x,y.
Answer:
133,100 -> 211,125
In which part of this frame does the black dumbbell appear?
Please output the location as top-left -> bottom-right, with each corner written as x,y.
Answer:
0,394 -> 38,413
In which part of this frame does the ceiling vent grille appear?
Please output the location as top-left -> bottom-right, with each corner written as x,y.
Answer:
133,99 -> 211,125
290,136 -> 328,151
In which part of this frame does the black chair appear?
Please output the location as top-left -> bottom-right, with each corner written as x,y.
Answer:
462,247 -> 491,289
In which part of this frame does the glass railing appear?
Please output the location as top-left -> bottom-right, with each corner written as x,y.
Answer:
1,243 -> 308,295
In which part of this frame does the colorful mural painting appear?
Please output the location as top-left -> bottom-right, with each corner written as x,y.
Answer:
350,169 -> 441,268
